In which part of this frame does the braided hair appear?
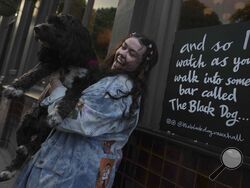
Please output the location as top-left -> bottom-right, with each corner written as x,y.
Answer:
100,33 -> 158,118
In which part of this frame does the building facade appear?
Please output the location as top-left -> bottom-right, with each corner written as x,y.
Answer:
0,0 -> 249,187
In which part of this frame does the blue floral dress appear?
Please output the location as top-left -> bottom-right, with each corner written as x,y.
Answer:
14,74 -> 140,188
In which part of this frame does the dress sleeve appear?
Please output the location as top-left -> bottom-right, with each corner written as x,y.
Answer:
40,85 -> 67,106
56,75 -> 135,137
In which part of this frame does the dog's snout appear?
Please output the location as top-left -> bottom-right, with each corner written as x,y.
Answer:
34,26 -> 40,33
34,23 -> 50,33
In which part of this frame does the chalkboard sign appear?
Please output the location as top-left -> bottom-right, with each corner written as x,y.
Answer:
160,22 -> 250,159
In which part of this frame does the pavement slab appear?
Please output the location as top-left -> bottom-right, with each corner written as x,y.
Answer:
0,148 -> 17,188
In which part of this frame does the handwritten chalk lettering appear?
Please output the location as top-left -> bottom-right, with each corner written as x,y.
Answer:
174,70 -> 199,83
188,100 -> 215,116
219,105 -> 239,127
210,57 -> 228,67
169,98 -> 187,111
166,118 -> 176,126
213,132 -> 243,142
176,54 -> 206,68
167,118 -> 244,142
179,84 -> 198,96
243,30 -> 250,50
233,57 -> 250,72
211,41 -> 234,52
201,87 -> 237,102
203,72 -> 223,85
180,34 -> 207,53
238,117 -> 249,121
225,77 -> 250,86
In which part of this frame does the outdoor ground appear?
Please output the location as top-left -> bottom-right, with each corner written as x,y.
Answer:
0,148 -> 17,188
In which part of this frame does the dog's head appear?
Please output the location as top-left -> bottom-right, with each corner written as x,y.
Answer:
34,14 -> 97,69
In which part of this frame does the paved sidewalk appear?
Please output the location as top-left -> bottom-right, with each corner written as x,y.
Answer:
0,148 -> 17,188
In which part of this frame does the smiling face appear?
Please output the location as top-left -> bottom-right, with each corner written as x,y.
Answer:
111,37 -> 146,72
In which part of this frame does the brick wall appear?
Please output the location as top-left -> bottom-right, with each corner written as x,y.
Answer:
113,130 -> 250,188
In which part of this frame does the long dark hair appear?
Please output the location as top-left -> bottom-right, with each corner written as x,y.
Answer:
100,33 -> 158,118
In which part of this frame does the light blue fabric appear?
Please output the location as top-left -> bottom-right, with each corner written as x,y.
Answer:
40,85 -> 67,107
14,74 -> 140,188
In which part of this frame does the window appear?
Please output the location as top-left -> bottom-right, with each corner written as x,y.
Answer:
178,0 -> 250,30
88,0 -> 119,60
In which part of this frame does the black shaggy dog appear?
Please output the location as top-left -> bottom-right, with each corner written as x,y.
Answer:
5,14 -> 98,119
0,14 -> 98,181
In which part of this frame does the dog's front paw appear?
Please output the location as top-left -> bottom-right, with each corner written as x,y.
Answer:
2,86 -> 24,98
47,109 -> 63,127
16,145 -> 28,156
0,170 -> 16,182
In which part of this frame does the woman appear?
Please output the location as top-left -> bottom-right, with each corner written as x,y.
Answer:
14,33 -> 158,188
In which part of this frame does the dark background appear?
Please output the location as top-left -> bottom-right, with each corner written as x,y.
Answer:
161,21 -> 250,161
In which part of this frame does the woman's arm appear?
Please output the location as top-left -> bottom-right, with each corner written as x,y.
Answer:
56,75 -> 137,137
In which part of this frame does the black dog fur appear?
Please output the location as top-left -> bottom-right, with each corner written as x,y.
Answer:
9,14 -> 98,119
0,14 -> 99,181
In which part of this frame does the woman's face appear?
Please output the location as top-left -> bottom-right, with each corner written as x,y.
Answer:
111,37 -> 146,72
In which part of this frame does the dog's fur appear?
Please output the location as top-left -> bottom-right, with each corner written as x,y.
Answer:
0,14 -> 98,181
4,14 -> 98,121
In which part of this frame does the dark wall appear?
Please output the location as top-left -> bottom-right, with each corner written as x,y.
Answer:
113,129 -> 250,188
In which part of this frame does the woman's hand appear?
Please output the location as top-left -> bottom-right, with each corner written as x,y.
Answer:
47,107 -> 63,127
49,73 -> 62,94
46,72 -> 64,126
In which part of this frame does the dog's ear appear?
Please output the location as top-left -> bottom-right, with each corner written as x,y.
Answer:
47,14 -> 66,31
